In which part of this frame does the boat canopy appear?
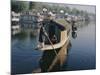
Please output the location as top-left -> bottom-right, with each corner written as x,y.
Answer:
50,20 -> 66,31
52,19 -> 70,30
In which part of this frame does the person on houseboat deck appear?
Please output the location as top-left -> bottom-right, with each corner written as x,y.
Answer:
37,27 -> 57,48
37,24 -> 49,48
38,26 -> 45,48
51,34 -> 57,44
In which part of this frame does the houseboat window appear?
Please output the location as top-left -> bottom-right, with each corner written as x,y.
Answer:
15,16 -> 19,18
12,21 -> 19,25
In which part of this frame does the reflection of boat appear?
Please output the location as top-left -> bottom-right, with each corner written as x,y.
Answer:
33,39 -> 70,73
30,29 -> 40,37
36,19 -> 71,51
39,39 -> 70,72
32,39 -> 71,73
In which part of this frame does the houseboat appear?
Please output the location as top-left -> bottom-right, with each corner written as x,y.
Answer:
20,11 -> 38,28
11,12 -> 21,35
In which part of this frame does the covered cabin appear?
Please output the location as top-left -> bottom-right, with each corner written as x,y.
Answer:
39,19 -> 71,50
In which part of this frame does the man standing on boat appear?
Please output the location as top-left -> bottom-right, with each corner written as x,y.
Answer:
37,24 -> 47,48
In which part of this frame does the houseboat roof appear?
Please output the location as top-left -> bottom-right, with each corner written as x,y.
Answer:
12,18 -> 20,21
53,19 -> 70,30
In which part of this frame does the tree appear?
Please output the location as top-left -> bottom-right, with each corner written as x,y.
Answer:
29,2 -> 35,10
65,6 -> 71,14
11,1 -> 29,13
71,8 -> 80,16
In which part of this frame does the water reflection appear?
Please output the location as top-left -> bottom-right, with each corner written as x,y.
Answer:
63,21 -> 96,71
38,40 -> 72,72
76,21 -> 90,28
39,50 -> 60,72
71,21 -> 91,39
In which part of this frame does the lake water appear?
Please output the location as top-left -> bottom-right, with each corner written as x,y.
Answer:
11,21 -> 96,74
62,21 -> 96,71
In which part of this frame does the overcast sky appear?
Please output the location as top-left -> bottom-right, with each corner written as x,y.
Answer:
43,2 -> 96,14
41,2 -> 96,14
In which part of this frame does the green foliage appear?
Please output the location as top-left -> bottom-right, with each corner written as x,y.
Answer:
29,2 -> 35,10
11,1 -> 29,13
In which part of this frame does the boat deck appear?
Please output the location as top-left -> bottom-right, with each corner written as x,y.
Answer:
40,36 -> 69,50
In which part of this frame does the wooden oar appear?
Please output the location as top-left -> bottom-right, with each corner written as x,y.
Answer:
43,28 -> 58,56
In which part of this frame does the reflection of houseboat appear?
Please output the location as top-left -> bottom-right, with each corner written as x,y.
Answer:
37,19 -> 71,51
11,12 -> 21,35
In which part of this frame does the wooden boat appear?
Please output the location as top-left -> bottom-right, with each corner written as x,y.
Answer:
36,19 -> 71,51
